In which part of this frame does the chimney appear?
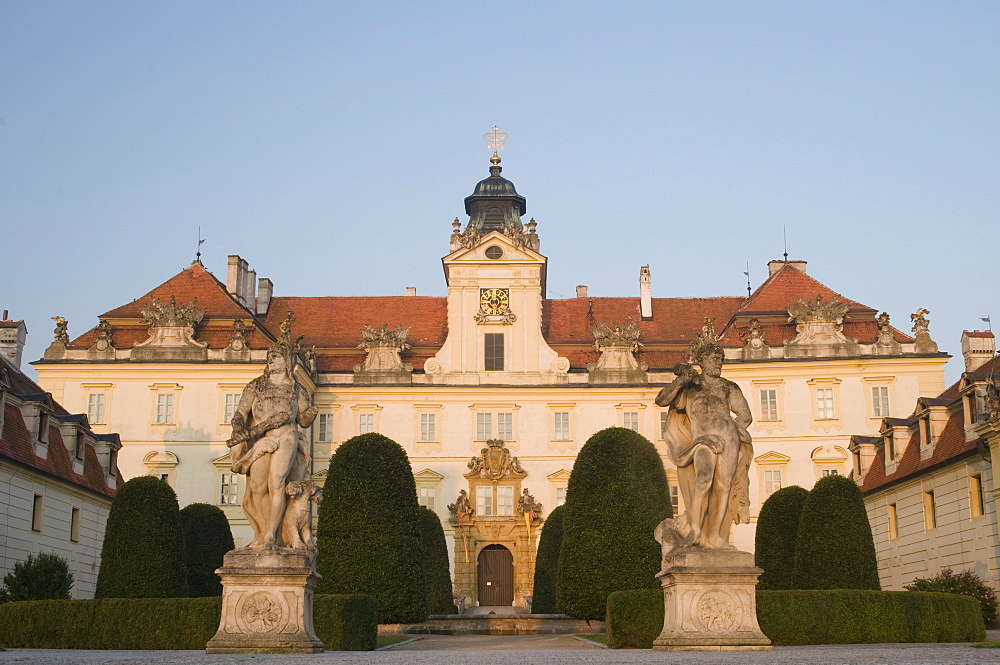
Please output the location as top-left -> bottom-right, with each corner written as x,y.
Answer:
640,266 -> 652,320
576,285 -> 588,298
961,330 -> 996,372
246,269 -> 257,308
768,259 -> 807,275
257,278 -> 273,315
405,287 -> 417,296
0,315 -> 27,370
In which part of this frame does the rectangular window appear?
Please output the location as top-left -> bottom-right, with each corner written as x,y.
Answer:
156,394 -> 174,424
497,413 -> 513,441
74,432 -> 85,460
87,393 -> 106,425
660,411 -> 668,439
224,393 -> 240,424
623,412 -> 639,431
923,490 -> 937,530
497,486 -> 515,516
418,486 -> 436,512
220,473 -> 240,505
31,494 -> 43,532
759,389 -> 778,421
553,412 -> 570,441
764,470 -> 782,497
476,488 -> 493,516
872,386 -> 890,418
317,414 -> 333,443
70,507 -> 81,543
476,413 -> 492,441
420,413 -> 436,442
822,469 -> 839,477
888,503 -> 898,540
484,333 -> 504,371
886,434 -> 896,460
37,413 -> 48,442
359,413 -> 374,434
555,487 -> 567,506
970,475 -> 985,518
816,388 -> 835,420
669,485 -> 680,515
108,448 -> 118,476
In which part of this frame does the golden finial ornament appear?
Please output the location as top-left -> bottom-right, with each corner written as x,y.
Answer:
484,125 -> 507,165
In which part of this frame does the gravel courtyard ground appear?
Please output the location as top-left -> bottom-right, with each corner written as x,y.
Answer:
3,635 -> 1000,665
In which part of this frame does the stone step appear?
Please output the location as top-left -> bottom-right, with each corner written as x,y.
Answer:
381,614 -> 605,636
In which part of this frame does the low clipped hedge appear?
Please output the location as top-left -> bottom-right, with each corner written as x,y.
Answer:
0,594 -> 377,651
606,588 -> 985,648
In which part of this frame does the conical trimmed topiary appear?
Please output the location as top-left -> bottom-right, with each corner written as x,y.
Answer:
557,427 -> 672,620
316,433 -> 428,623
417,506 -> 457,615
530,504 -> 565,614
95,475 -> 189,598
755,485 -> 809,590
179,503 -> 235,597
792,474 -> 880,590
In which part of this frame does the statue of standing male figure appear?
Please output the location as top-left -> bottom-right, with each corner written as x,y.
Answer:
228,340 -> 320,551
654,332 -> 753,555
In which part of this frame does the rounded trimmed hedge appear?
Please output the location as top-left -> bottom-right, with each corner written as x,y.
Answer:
755,485 -> 809,590
792,474 -> 880,590
557,427 -> 671,620
1,552 -> 74,602
530,504 -> 565,614
95,475 -> 189,598
316,433 -> 428,623
179,503 -> 235,597
416,506 -> 456,615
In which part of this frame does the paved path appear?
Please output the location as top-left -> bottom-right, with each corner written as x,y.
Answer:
390,634 -> 598,650
3,641 -> 1000,665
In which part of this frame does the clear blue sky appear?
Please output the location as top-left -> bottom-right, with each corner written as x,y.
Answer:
2,2 -> 997,384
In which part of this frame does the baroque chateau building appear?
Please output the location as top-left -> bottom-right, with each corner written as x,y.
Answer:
33,155 -> 952,609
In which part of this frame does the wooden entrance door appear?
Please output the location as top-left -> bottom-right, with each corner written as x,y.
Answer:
477,544 -> 514,606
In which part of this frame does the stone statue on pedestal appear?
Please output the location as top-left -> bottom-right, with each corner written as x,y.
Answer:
650,333 -> 770,651
207,338 -> 325,654
654,341 -> 752,553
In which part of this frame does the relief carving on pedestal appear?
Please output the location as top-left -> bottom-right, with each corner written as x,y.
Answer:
695,590 -> 738,632
239,591 -> 284,634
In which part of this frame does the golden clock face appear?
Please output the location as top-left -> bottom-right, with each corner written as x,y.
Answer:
480,288 -> 510,315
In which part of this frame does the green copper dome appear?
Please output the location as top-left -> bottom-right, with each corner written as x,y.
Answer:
464,165 -> 527,218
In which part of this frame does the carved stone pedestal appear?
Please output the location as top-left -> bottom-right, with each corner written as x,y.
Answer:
653,548 -> 771,652
206,549 -> 324,654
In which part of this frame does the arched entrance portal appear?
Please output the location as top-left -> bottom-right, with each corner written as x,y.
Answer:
477,544 -> 514,606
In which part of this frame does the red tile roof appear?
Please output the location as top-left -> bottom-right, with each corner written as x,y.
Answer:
64,259 -> 923,371
738,263 -> 871,314
964,330 -> 995,338
97,262 -> 254,320
263,296 -> 449,349
1,365 -> 120,498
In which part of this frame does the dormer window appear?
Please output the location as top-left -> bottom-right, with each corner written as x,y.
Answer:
885,432 -> 895,460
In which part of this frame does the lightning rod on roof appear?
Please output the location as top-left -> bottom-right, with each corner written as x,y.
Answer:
196,226 -> 205,264
744,262 -> 751,297
783,225 -> 788,262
